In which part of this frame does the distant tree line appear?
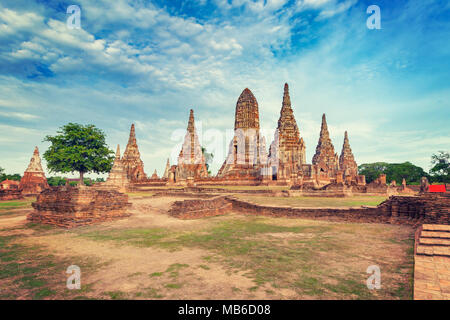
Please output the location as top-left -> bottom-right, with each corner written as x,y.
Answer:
1,167 -> 105,186
0,167 -> 21,181
359,151 -> 449,184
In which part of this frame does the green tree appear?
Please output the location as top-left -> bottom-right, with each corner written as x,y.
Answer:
358,162 -> 428,184
429,151 -> 450,183
358,162 -> 389,183
43,123 -> 114,185
47,176 -> 67,186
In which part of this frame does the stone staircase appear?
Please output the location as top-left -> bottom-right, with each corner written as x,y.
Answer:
414,224 -> 450,300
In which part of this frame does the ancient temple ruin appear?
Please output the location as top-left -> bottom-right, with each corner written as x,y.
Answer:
268,83 -> 306,183
122,124 -> 147,182
19,146 -> 50,195
111,82 -> 384,191
339,131 -> 358,181
172,109 -> 208,184
312,114 -> 339,178
217,88 -> 268,180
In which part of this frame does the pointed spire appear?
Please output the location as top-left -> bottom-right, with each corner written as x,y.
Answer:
122,123 -> 147,181
163,158 -> 170,178
115,144 -> 121,160
343,131 -> 349,147
25,146 -> 45,173
187,109 -> 195,133
320,114 -> 329,137
339,131 -> 357,176
128,124 -> 136,144
312,114 -> 337,168
281,83 -> 291,111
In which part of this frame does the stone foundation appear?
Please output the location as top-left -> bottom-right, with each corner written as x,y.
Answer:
28,186 -> 131,228
168,196 -> 232,219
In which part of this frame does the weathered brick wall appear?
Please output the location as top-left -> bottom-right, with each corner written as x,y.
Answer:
166,192 -> 449,225
0,189 -> 24,201
229,193 -> 450,225
168,196 -> 232,219
227,197 -> 385,223
28,186 -> 131,228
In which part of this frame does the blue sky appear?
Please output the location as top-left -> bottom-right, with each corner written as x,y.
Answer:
0,0 -> 449,178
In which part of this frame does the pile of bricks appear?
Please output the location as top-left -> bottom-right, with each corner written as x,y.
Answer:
414,224 -> 450,299
28,186 -> 131,228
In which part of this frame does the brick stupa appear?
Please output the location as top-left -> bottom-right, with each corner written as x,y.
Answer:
104,145 -> 129,192
19,146 -> 50,195
218,88 -> 268,178
175,109 -> 208,181
338,131 -> 358,178
312,114 -> 339,176
268,83 -> 306,181
122,124 -> 147,182
151,169 -> 159,180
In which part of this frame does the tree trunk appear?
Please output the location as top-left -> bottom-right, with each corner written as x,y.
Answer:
79,171 -> 84,186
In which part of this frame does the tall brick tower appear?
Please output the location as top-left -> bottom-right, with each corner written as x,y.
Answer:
218,88 -> 267,178
268,83 -> 306,181
312,114 -> 339,176
122,124 -> 147,182
175,109 -> 208,181
339,131 -> 358,178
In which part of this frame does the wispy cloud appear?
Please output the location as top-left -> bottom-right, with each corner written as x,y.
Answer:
0,0 -> 448,176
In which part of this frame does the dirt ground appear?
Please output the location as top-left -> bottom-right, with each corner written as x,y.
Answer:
0,195 -> 415,300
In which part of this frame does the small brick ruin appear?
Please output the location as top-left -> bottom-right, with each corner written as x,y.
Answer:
18,146 -> 50,195
28,186 -> 131,228
168,195 -> 232,219
102,145 -> 129,192
0,179 -> 23,200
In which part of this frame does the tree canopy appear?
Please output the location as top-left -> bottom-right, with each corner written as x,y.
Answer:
43,123 -> 114,184
358,161 -> 429,184
429,151 -> 450,183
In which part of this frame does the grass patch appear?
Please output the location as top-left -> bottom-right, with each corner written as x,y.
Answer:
0,233 -> 99,300
0,199 -> 35,211
165,283 -> 183,289
198,265 -> 210,270
106,291 -> 127,300
149,272 -> 164,277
